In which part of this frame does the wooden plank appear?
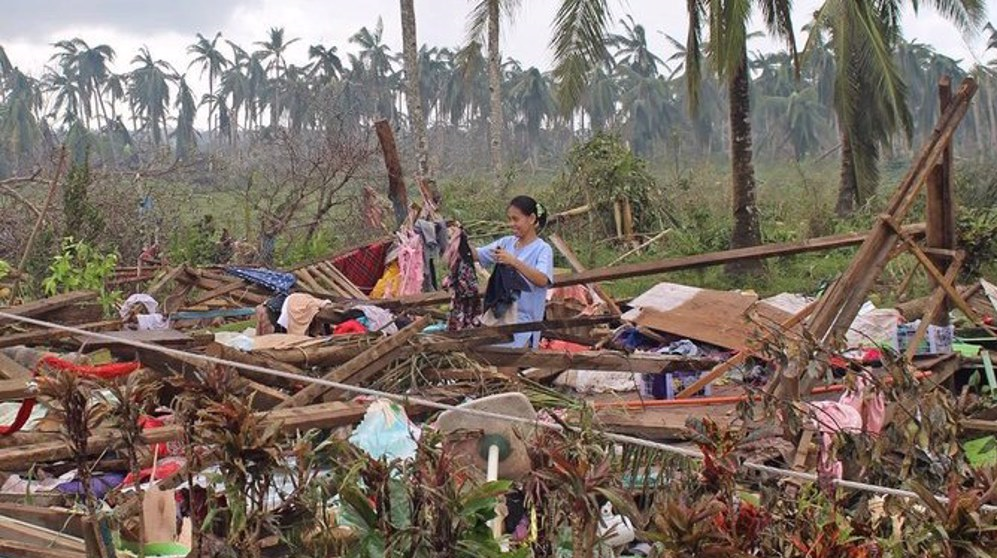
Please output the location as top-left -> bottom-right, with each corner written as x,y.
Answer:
0,539 -> 86,558
187,279 -> 252,307
318,262 -> 368,299
549,233 -> 622,315
375,119 -> 408,226
0,514 -> 86,554
204,342 -> 307,389
470,348 -> 718,374
71,329 -> 194,351
294,267 -> 328,294
926,76 -> 956,326
0,320 -> 122,350
0,292 -> 98,327
382,224 -> 929,309
888,221 -> 982,325
275,316 -> 432,408
675,301 -> 817,398
0,379 -> 33,402
632,288 -> 785,350
145,266 -> 185,298
904,253 -> 964,360
791,78 -> 977,399
0,505 -> 84,539
0,401 -> 390,470
0,353 -> 32,380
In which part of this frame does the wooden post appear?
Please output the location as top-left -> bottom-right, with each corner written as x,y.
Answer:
925,76 -> 956,326
549,233 -> 622,316
374,120 -> 408,227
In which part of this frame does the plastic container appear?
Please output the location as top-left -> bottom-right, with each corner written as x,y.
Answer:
639,371 -> 712,400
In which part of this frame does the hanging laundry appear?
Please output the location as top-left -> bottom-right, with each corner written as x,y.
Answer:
444,227 -> 481,331
415,219 -> 449,291
225,266 -> 296,294
277,293 -> 332,336
331,240 -> 390,294
396,230 -> 425,297
372,261 -> 402,299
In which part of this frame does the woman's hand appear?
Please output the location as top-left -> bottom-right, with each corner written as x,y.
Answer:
493,247 -> 521,268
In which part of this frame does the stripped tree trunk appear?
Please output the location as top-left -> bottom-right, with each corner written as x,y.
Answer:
836,126 -> 858,216
400,0 -> 429,180
726,53 -> 762,275
487,0 -> 504,190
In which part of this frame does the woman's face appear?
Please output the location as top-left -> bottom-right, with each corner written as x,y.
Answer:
507,205 -> 536,238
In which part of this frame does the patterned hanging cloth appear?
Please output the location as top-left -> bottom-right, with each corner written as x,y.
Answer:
444,227 -> 481,331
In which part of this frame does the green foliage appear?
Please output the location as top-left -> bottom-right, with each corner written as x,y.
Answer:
0,259 -> 10,282
62,158 -> 105,242
167,214 -> 220,266
557,132 -> 666,232
41,237 -> 120,314
957,208 -> 997,280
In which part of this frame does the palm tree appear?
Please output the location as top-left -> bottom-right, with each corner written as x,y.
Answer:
174,75 -> 198,159
129,47 -> 176,147
508,66 -> 554,164
188,32 -> 230,141
307,44 -> 344,84
400,0 -> 431,179
50,39 -> 116,134
684,0 -> 797,266
255,27 -> 300,128
350,19 -> 396,120
468,0 -> 521,188
609,15 -> 664,78
0,68 -> 44,170
807,0 -> 985,215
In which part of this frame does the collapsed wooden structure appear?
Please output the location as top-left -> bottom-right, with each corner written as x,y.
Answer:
0,77 -> 994,556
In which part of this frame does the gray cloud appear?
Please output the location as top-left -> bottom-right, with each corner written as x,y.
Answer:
0,0 -> 258,40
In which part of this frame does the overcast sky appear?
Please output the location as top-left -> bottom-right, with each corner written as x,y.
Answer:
3,0 -> 995,87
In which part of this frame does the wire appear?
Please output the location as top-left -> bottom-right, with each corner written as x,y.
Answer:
1,310 -> 994,512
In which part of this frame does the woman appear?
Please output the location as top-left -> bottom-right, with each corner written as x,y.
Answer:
474,195 -> 554,348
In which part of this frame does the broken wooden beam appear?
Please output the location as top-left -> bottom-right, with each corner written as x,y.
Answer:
374,119 -> 408,226
0,320 -> 122,350
0,291 -> 98,327
550,233 -> 622,315
275,316 -> 432,408
382,224 -> 928,308
470,348 -> 718,374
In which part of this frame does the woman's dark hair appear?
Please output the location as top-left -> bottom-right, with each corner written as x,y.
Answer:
508,195 -> 547,231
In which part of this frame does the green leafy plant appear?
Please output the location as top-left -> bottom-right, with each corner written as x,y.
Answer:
557,132 -> 671,234
42,237 -> 121,314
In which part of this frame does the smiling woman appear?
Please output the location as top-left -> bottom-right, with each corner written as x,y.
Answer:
472,195 -> 554,349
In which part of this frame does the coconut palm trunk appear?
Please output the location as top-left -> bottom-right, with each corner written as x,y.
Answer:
400,0 -> 431,179
836,125 -> 859,215
487,0 -> 504,189
726,52 -> 762,274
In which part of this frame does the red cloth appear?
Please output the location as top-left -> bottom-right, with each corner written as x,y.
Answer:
122,457 -> 184,487
0,399 -> 36,436
39,355 -> 141,379
540,339 -> 590,353
331,240 -> 390,295
334,319 -> 367,335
